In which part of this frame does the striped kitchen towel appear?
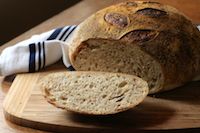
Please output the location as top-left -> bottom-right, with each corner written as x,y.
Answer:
0,25 -> 200,76
0,25 -> 77,76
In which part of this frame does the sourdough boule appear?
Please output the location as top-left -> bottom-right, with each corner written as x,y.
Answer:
67,1 -> 200,94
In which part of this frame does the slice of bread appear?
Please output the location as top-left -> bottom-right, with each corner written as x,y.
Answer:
39,71 -> 148,115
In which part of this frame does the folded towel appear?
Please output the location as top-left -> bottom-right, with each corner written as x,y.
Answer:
0,25 -> 76,76
0,25 -> 200,76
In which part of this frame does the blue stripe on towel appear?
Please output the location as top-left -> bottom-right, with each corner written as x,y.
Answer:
67,65 -> 75,71
29,43 -> 36,72
63,26 -> 77,41
47,27 -> 63,40
38,42 -> 41,70
58,26 -> 70,40
42,42 -> 46,69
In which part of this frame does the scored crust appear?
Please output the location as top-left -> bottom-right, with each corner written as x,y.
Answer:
67,1 -> 200,93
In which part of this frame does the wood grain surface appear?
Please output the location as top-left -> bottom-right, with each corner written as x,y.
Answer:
2,62 -> 200,133
1,0 -> 200,132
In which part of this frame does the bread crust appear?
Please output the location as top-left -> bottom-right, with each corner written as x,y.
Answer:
68,1 -> 200,92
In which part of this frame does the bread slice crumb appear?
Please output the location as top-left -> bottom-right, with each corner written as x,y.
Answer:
39,71 -> 149,115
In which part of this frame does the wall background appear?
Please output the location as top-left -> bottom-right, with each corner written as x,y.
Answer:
0,0 -> 80,45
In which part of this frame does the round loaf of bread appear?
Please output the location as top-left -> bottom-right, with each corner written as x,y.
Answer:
67,1 -> 200,94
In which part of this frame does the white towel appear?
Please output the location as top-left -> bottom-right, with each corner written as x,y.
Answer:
0,25 -> 200,76
0,25 -> 76,76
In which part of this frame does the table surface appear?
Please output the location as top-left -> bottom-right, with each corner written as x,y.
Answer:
0,0 -> 200,132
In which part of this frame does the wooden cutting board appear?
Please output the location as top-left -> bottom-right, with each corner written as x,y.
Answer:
3,63 -> 200,132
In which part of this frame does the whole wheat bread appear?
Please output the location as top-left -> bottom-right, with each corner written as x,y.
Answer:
39,71 -> 148,115
67,1 -> 200,94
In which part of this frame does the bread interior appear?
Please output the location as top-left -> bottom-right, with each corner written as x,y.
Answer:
73,39 -> 164,94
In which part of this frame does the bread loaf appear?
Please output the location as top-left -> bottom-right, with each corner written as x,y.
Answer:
67,1 -> 200,94
40,72 -> 148,115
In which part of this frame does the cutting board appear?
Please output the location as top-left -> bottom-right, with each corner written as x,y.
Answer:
3,62 -> 200,132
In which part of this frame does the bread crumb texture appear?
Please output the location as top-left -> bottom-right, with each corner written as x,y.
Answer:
40,72 -> 148,115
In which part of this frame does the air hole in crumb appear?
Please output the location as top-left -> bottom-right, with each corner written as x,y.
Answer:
89,84 -> 93,88
117,69 -> 122,73
95,63 -> 98,68
116,59 -> 121,63
116,97 -> 124,102
60,96 -> 68,100
84,84 -> 88,88
137,67 -> 142,73
152,78 -> 157,82
149,83 -> 154,89
118,81 -> 127,88
102,94 -> 107,98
